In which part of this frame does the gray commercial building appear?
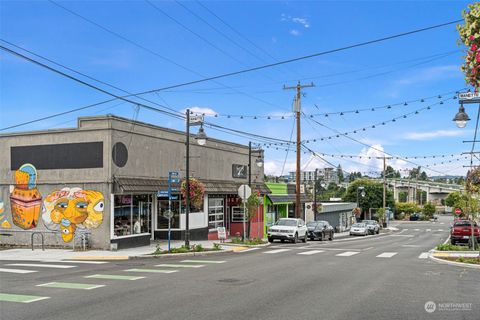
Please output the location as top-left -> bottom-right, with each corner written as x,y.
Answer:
0,115 -> 267,250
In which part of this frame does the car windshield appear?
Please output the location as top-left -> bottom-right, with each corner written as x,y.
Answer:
362,220 -> 375,225
276,219 -> 297,226
306,222 -> 318,227
454,221 -> 476,227
353,223 -> 365,227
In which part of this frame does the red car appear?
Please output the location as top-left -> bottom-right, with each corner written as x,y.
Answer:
450,220 -> 479,245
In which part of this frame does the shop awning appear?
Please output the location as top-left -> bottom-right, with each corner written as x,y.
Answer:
267,194 -> 309,204
114,176 -> 271,195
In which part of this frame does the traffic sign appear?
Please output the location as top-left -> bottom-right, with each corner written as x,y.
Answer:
189,114 -> 204,125
169,196 -> 178,200
458,92 -> 480,100
157,190 -> 169,197
238,184 -> 251,200
169,171 -> 179,177
169,178 -> 180,184
454,208 -> 462,216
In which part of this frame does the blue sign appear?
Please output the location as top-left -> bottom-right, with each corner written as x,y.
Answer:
169,196 -> 178,200
157,190 -> 169,197
169,171 -> 179,177
169,178 -> 180,184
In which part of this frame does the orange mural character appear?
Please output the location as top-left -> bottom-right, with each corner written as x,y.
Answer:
10,164 -> 42,229
42,187 -> 104,242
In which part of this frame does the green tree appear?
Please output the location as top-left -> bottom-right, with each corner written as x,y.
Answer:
445,191 -> 463,208
395,202 -> 420,215
382,165 -> 401,179
398,191 -> 408,202
422,202 -> 436,218
344,179 -> 394,218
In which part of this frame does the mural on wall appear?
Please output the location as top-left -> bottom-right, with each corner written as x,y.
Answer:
42,188 -> 104,242
10,164 -> 42,229
0,200 -> 12,228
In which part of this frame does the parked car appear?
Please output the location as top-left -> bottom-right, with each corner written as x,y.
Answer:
450,220 -> 479,245
267,218 -> 308,243
306,220 -> 334,241
350,223 -> 368,236
362,220 -> 380,235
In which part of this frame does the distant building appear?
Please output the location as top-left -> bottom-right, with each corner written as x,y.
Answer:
289,168 -> 339,185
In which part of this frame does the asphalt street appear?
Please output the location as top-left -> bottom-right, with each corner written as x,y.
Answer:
1,215 -> 478,320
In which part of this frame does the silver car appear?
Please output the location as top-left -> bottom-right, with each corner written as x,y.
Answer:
350,223 -> 368,236
362,220 -> 380,235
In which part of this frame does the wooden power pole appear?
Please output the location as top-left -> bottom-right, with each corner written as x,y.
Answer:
283,81 -> 314,218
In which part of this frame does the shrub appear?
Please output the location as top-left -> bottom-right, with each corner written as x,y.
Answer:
213,243 -> 221,251
193,244 -> 204,252
436,244 -> 471,251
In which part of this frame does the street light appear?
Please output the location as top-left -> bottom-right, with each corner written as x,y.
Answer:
453,104 -> 470,128
185,109 -> 207,247
356,186 -> 365,219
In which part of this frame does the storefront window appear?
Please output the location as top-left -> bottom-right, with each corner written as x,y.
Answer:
231,206 -> 245,222
114,194 -> 151,237
157,199 -> 180,229
132,194 -> 152,234
114,195 -> 132,237
208,197 -> 224,231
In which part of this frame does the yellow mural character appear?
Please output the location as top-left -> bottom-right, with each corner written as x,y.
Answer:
10,164 -> 42,229
42,188 -> 104,243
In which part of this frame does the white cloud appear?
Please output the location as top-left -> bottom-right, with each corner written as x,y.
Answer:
281,14 -> 310,28
289,29 -> 300,36
343,144 -> 407,176
182,106 -> 218,117
264,160 -> 296,176
395,65 -> 459,86
404,129 -> 467,141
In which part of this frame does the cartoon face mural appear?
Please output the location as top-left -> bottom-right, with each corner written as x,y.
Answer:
42,188 -> 104,242
10,164 -> 42,229
0,200 -> 12,228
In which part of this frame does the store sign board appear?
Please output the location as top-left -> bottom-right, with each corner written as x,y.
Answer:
217,227 -> 227,240
458,92 -> 480,100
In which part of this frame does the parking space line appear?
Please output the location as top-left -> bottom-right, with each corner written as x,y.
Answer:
376,252 -> 398,258
297,250 -> 324,255
85,274 -> 145,280
0,268 -> 38,274
36,282 -> 105,290
181,260 -> 226,264
155,264 -> 204,268
336,251 -> 360,257
0,293 -> 50,303
7,263 -> 75,269
263,249 -> 291,254
125,268 -> 178,273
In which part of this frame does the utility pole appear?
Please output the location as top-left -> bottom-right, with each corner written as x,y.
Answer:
283,81 -> 314,218
313,168 -> 318,218
383,156 -> 387,210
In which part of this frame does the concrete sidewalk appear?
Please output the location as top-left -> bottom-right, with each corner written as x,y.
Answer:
0,240 -> 227,261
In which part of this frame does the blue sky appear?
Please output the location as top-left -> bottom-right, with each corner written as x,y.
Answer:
0,0 -> 476,177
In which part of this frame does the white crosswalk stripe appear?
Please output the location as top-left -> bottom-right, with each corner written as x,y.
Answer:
437,229 -> 444,231
403,229 -> 409,231
263,249 -> 291,254
418,252 -> 430,259
426,229 -> 431,232
336,251 -> 360,257
181,260 -> 226,264
58,260 -> 109,264
0,268 -> 38,274
236,247 -> 260,253
6,263 -> 75,269
376,252 -> 398,258
414,229 -> 420,231
297,250 -> 324,255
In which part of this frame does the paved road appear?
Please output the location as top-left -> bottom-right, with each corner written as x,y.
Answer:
1,215 -> 478,320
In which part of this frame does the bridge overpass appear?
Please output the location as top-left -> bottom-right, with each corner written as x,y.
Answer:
375,178 -> 464,205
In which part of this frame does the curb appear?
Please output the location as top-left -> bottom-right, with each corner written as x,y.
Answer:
429,254 -> 480,270
70,256 -> 130,261
218,242 -> 271,248
131,248 -> 235,259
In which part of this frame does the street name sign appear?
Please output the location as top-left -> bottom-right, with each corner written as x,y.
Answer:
458,92 -> 480,100
189,114 -> 204,125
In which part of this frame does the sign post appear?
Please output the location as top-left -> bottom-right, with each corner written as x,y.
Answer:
238,184 -> 251,241
167,171 -> 180,252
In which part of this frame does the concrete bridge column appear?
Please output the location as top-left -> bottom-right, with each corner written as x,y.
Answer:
426,187 -> 430,203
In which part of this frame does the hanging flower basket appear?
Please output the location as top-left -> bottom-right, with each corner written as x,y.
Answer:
181,178 -> 205,210
457,3 -> 480,91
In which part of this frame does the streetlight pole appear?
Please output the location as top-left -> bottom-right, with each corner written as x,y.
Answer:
357,186 -> 365,220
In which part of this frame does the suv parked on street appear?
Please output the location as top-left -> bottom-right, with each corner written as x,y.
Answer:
306,220 -> 334,241
450,220 -> 479,245
362,220 -> 380,235
267,218 -> 308,243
